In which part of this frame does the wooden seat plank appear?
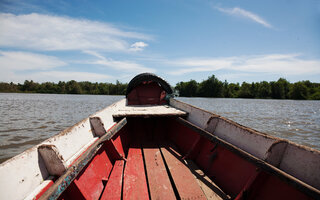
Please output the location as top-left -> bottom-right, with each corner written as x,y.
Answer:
100,160 -> 125,200
160,144 -> 206,200
113,105 -> 187,118
143,144 -> 176,200
123,145 -> 149,200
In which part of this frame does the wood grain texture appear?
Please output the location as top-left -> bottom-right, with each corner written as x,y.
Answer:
160,144 -> 206,200
123,144 -> 149,200
100,160 -> 125,200
143,143 -> 176,200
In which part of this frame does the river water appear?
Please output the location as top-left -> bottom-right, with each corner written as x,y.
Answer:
0,93 -> 319,163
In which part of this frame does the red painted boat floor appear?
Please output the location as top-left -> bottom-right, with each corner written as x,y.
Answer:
123,143 -> 149,200
160,143 -> 207,200
100,160 -> 124,200
102,141 -> 225,200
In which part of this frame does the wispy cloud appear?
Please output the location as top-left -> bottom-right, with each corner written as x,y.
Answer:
215,7 -> 272,28
130,42 -> 148,52
167,54 -> 320,76
0,50 -> 111,83
0,13 -> 151,52
0,71 -> 111,83
0,51 -> 66,70
26,71 -> 111,82
83,50 -> 155,73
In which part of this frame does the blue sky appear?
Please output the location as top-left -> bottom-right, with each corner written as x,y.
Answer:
0,0 -> 319,85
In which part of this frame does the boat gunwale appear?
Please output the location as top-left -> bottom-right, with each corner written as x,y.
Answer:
0,99 -> 126,200
38,117 -> 127,200
0,99 -> 126,167
170,98 -> 320,154
175,117 -> 320,199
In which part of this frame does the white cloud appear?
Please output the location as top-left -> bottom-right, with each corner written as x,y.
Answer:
0,13 -> 151,51
168,54 -> 320,76
28,71 -> 111,82
129,42 -> 148,52
0,50 -> 111,83
0,70 -> 111,83
216,7 -> 272,28
0,51 -> 66,70
83,50 -> 155,73
168,58 -> 234,74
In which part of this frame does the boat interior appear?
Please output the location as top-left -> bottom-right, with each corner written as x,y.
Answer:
56,117 -> 313,200
34,74 -> 318,200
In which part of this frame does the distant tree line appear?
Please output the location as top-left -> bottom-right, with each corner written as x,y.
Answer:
175,75 -> 320,100
0,80 -> 127,95
0,75 -> 319,100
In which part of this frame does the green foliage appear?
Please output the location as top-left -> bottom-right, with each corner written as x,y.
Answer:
198,75 -> 223,97
257,81 -> 271,98
0,75 -> 319,100
238,82 -> 254,98
174,75 -> 319,100
0,82 -> 19,92
227,83 -> 240,98
0,80 -> 128,95
289,82 -> 309,100
271,78 -> 290,99
310,91 -> 320,100
175,80 -> 198,97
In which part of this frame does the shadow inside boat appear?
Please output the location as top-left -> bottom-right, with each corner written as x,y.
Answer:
141,140 -> 229,200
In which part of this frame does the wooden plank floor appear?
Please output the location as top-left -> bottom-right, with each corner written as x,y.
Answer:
101,160 -> 124,200
143,143 -> 176,200
102,142 -> 227,200
123,144 -> 149,200
160,144 -> 207,200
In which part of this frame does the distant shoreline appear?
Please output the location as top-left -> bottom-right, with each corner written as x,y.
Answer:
1,75 -> 319,100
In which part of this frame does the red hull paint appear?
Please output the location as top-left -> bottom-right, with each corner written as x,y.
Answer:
34,180 -> 54,200
123,142 -> 149,200
143,143 -> 176,200
127,82 -> 167,105
100,160 -> 125,200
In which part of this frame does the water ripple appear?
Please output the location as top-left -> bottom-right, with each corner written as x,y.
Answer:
0,93 -> 123,163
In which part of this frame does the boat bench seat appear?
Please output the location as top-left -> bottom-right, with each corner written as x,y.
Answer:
100,141 -> 227,200
112,105 -> 188,118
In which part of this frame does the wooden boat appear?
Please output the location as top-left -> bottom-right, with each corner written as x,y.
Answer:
0,73 -> 319,200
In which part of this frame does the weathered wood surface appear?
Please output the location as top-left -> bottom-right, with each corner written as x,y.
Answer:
170,98 -> 320,191
38,144 -> 67,176
143,143 -> 176,200
160,144 -> 206,200
174,117 -> 320,199
123,143 -> 149,200
100,160 -> 125,200
113,105 -> 187,118
185,159 -> 230,200
39,118 -> 127,200
89,117 -> 106,137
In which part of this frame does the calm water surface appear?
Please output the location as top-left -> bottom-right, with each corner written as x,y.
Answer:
0,93 -> 319,163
